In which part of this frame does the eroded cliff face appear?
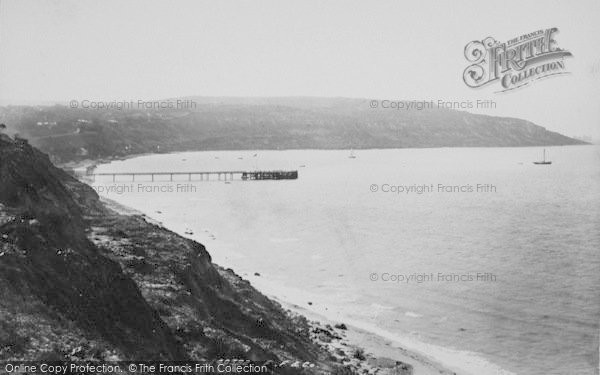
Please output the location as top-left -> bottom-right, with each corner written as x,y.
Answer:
0,136 -> 181,360
0,136 -> 331,371
88,213 -> 323,364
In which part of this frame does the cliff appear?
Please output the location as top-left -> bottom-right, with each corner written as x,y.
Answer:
0,135 -> 335,371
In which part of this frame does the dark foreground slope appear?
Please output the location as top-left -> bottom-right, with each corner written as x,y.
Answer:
0,97 -> 585,163
0,135 -> 337,371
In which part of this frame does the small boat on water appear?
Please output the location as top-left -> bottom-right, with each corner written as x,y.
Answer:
348,149 -> 356,159
533,149 -> 552,165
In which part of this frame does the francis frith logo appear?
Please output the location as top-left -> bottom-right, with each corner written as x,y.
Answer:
463,28 -> 572,92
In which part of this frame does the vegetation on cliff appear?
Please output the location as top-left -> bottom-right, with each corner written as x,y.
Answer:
0,135 -> 337,371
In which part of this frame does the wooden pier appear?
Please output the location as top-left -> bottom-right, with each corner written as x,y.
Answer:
89,170 -> 298,182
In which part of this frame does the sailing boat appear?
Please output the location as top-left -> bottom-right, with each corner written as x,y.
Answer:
348,149 -> 356,159
533,149 -> 552,165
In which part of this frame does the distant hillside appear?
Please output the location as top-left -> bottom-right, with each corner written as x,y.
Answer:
0,97 -> 585,163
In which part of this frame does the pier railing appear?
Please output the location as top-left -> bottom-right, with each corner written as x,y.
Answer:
88,170 -> 298,182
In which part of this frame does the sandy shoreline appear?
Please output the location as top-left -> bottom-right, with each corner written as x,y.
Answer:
66,151 -> 467,375
243,273 -> 460,375
100,196 -> 459,375
276,298 -> 455,375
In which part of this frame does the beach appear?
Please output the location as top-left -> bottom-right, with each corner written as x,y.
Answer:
101,196 -> 456,375
89,146 -> 600,375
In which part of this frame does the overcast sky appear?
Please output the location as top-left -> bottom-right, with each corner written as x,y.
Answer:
1,0 -> 599,139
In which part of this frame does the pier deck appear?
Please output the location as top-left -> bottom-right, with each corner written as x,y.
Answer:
89,170 -> 298,182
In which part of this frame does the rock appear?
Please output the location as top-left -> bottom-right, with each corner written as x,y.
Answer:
367,358 -> 413,375
353,348 -> 366,360
254,272 -> 261,276
318,333 -> 332,343
104,353 -> 121,361
69,346 -> 84,359
379,363 -> 413,375
312,327 -> 342,340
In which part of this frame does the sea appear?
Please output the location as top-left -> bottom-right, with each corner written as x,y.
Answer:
89,145 -> 600,375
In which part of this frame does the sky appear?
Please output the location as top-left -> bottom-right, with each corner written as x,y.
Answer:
0,0 -> 599,139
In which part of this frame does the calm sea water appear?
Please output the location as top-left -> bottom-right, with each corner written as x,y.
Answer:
92,146 -> 600,375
